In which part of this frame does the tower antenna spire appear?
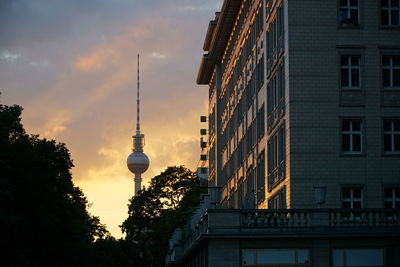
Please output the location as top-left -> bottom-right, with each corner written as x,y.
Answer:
136,54 -> 140,134
127,53 -> 149,196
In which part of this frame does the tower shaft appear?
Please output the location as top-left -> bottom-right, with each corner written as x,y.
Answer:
136,54 -> 140,134
134,173 -> 142,196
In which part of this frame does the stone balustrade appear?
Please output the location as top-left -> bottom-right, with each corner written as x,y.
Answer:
181,208 -> 400,254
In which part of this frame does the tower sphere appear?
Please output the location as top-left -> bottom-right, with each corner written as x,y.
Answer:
127,152 -> 149,174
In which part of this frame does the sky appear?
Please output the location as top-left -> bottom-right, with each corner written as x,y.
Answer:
0,0 -> 222,238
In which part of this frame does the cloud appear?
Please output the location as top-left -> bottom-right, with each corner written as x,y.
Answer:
85,146 -> 128,182
29,59 -> 49,68
176,3 -> 222,13
42,110 -> 71,139
150,52 -> 167,59
178,6 -> 198,12
0,51 -> 21,62
74,47 -> 116,72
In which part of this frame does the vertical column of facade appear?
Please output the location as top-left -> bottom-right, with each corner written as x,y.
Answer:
215,63 -> 223,188
208,73 -> 217,187
218,0 -> 267,209
264,0 -> 288,209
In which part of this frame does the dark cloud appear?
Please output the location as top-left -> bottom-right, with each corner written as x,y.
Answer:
0,0 -> 152,49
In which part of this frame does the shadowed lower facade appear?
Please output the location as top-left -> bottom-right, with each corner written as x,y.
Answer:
167,0 -> 400,266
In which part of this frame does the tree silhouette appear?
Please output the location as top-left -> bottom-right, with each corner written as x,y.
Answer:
122,166 -> 205,266
0,104 -> 107,266
0,102 -> 205,266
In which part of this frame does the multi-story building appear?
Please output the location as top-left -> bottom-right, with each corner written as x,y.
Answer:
166,0 -> 400,266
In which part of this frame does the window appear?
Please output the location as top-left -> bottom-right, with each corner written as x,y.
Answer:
342,187 -> 363,208
342,119 -> 363,154
245,167 -> 255,209
333,248 -> 384,267
384,186 -> 400,208
256,152 -> 265,205
267,122 -> 286,190
242,249 -> 309,266
382,55 -> 400,89
267,62 -> 285,131
383,119 -> 400,153
238,177 -> 244,208
381,0 -> 400,26
341,56 -> 361,89
229,187 -> 235,208
268,186 -> 286,209
257,105 -> 265,140
266,3 -> 284,74
339,0 -> 359,26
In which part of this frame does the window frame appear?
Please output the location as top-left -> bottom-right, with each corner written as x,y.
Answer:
267,121 -> 286,191
242,248 -> 310,266
338,0 -> 361,27
380,0 -> 400,27
381,54 -> 400,90
268,185 -> 286,209
382,118 -> 400,155
341,185 -> 364,209
341,118 -> 364,155
256,151 -> 266,205
340,55 -> 362,90
383,185 -> 400,208
332,248 -> 384,267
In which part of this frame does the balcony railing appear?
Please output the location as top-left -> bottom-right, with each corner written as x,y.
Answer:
182,208 -> 400,254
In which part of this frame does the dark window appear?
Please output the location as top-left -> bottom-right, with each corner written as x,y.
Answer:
267,122 -> 286,190
339,0 -> 359,25
341,56 -> 361,88
342,119 -> 363,154
245,167 -> 255,209
267,63 -> 285,131
229,188 -> 235,208
383,119 -> 400,153
238,177 -> 244,209
257,105 -> 265,140
342,187 -> 363,208
382,55 -> 400,89
243,249 -> 309,266
256,152 -> 265,205
333,249 -> 384,267
384,186 -> 400,208
268,186 -> 286,209
381,0 -> 400,26
266,3 -> 284,78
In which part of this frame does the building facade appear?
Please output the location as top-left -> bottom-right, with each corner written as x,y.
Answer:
167,0 -> 400,266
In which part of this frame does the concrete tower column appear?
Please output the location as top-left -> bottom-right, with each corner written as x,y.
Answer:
134,173 -> 142,195
127,54 -> 150,196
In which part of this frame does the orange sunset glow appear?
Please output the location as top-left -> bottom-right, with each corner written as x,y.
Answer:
1,0 -> 222,237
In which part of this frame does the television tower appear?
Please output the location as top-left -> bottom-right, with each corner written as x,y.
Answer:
127,54 -> 149,196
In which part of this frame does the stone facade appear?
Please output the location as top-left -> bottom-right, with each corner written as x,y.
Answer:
166,0 -> 400,266
200,0 -> 400,214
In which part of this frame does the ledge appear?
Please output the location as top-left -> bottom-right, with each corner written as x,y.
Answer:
197,0 -> 243,85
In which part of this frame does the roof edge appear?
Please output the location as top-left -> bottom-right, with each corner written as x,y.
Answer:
197,0 -> 243,85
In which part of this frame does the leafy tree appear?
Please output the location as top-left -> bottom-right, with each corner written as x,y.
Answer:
0,103 -> 108,266
121,166 -> 205,266
0,102 -> 205,266
90,236 -> 136,267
